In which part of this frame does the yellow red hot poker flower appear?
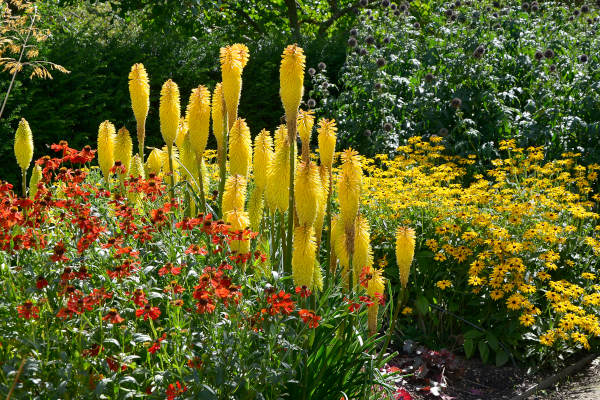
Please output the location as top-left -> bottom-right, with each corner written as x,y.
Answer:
97,120 -> 116,180
128,63 -> 149,159
228,118 -> 252,179
396,226 -> 416,288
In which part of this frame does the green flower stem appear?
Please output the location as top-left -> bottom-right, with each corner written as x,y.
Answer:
217,108 -> 229,217
136,121 -> 145,163
196,156 -> 207,214
377,287 -> 405,364
167,144 -> 175,200
285,113 -> 298,274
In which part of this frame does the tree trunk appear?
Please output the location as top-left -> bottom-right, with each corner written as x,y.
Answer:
284,0 -> 301,41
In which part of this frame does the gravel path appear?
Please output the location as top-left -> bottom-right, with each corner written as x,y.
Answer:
530,357 -> 600,400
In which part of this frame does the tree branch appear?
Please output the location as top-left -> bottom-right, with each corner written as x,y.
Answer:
222,1 -> 266,35
284,0 -> 301,41
317,0 -> 362,36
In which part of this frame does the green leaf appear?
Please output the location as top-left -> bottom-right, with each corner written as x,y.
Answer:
486,332 -> 500,351
464,339 -> 475,359
415,295 -> 429,315
496,350 -> 509,367
478,341 -> 490,363
464,329 -> 484,340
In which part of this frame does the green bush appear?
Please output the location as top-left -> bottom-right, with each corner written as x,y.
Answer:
0,1 -> 349,185
311,0 -> 600,167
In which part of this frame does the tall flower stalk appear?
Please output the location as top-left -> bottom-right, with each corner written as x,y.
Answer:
279,44 -> 306,272
128,63 -> 149,160
14,118 -> 33,197
159,79 -> 181,199
186,85 -> 211,212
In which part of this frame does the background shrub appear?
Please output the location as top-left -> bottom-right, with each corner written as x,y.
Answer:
311,0 -> 600,168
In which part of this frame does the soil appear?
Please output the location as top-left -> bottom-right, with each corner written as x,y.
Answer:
529,357 -> 600,400
389,349 -> 600,400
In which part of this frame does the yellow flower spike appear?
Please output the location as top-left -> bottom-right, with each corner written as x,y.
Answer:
212,83 -> 225,151
274,124 -> 288,151
14,118 -> 34,172
159,79 -> 181,147
222,175 -> 247,215
253,129 -> 273,192
294,160 -> 321,227
146,148 -> 163,176
353,214 -> 374,285
114,126 -> 133,176
317,118 -> 337,170
220,44 -> 250,127
29,164 -> 42,199
396,226 -> 416,288
312,262 -> 324,291
337,149 -> 362,229
279,44 -> 306,120
128,63 -> 150,158
292,225 -> 316,289
178,136 -> 198,188
248,188 -> 264,231
128,154 -> 145,207
160,145 -> 180,182
130,154 -> 145,179
97,120 -> 116,180
331,215 -> 348,271
367,268 -> 386,336
186,85 -> 211,157
232,43 -> 250,68
314,164 -> 330,244
228,118 -> 252,179
175,117 -> 188,149
226,209 -> 251,255
265,140 -> 290,212
297,109 -> 315,160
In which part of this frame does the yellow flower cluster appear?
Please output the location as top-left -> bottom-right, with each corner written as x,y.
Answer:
362,137 -> 600,352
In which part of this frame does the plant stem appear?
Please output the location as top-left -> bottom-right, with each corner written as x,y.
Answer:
5,357 -> 26,400
137,120 -> 145,162
217,108 -> 229,216
377,287 -> 404,364
196,156 -> 207,213
21,169 -> 27,198
284,113 -> 297,274
280,212 -> 287,271
0,7 -> 37,121
167,144 -> 175,200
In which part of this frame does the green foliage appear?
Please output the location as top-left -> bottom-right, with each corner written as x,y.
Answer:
311,0 -> 600,167
0,1 -> 349,185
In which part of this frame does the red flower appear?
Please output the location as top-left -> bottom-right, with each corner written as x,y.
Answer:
148,333 -> 167,354
136,305 -> 161,321
51,241 -> 69,263
359,266 -> 373,289
106,356 -> 127,372
185,244 -> 207,255
344,297 -> 362,312
394,388 -> 412,400
17,301 -> 39,319
295,286 -> 312,298
102,309 -> 125,324
194,290 -> 216,314
187,357 -> 203,369
265,290 -> 295,316
36,275 -> 48,290
298,309 -> 321,328
158,262 -> 182,277
359,295 -> 374,307
82,344 -> 103,358
130,289 -> 148,307
166,381 -> 187,400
